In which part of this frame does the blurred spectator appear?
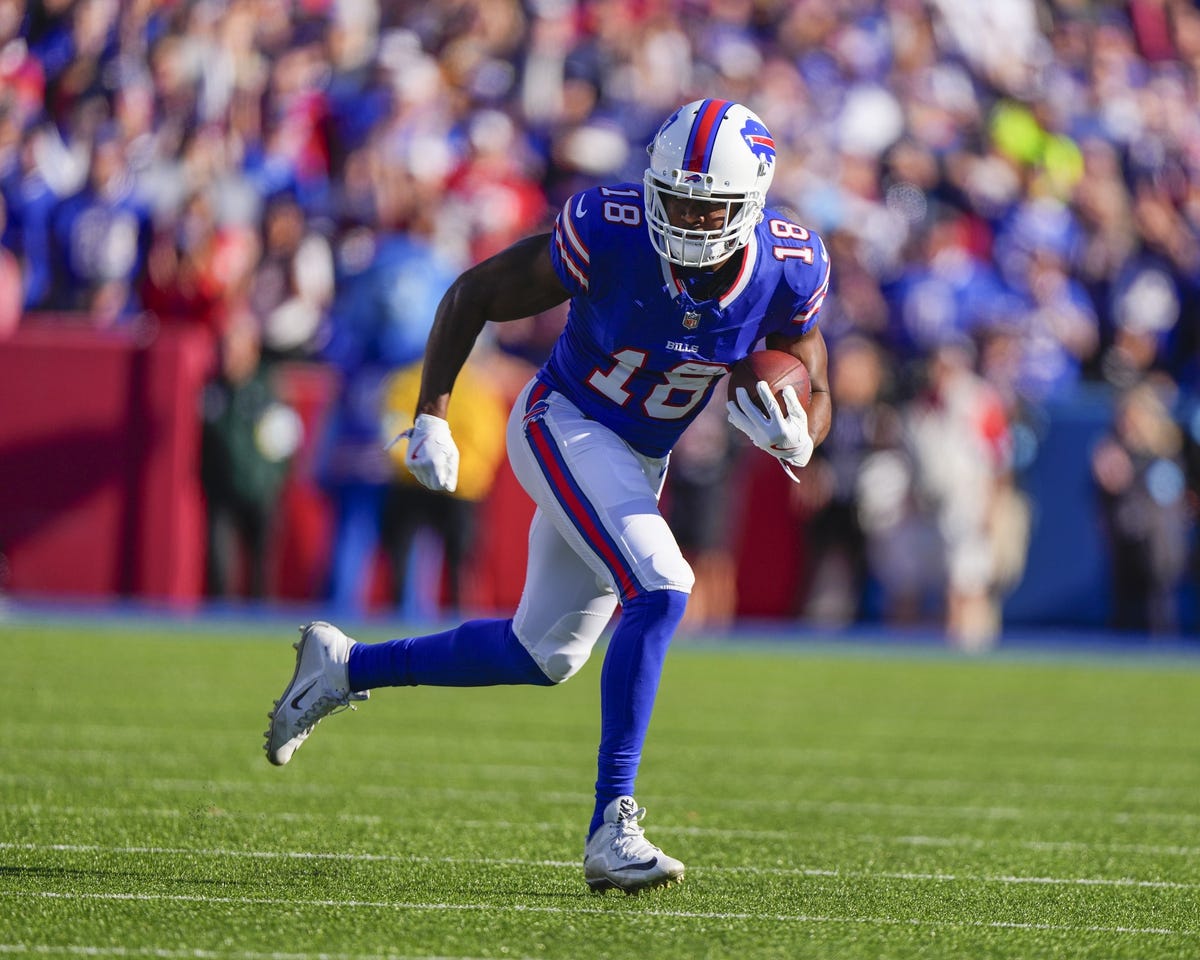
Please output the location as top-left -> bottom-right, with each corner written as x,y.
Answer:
44,0 -> 120,124
0,118 -> 56,310
317,221 -> 459,616
1091,378 -> 1190,634
799,335 -> 904,627
855,430 -> 942,629
491,300 -> 567,370
142,187 -> 258,330
380,357 -> 508,615
250,191 -> 334,359
664,392 -> 739,631
905,342 -> 1029,649
49,124 -> 151,323
243,19 -> 332,213
442,109 -> 547,264
0,1 -> 45,125
991,198 -> 1100,402
200,317 -> 302,599
885,209 -> 1008,361
1016,244 -> 1101,400
0,191 -> 20,337
1100,182 -> 1200,385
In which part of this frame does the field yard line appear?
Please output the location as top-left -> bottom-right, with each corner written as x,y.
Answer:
4,773 -> 1199,825
4,891 -> 1193,938
9,804 -> 1200,855
7,723 -> 1200,780
0,945 -> 526,960
3,842 -> 1196,891
17,747 -> 559,783
13,745 -> 1200,803
0,803 -> 386,824
890,834 -> 1200,856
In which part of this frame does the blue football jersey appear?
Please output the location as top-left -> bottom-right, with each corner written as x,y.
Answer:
545,182 -> 830,458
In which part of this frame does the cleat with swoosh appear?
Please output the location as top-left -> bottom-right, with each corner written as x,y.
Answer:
263,621 -> 368,766
583,796 -> 685,894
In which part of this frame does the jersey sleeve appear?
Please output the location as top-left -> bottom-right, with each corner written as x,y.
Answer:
787,232 -> 830,335
549,189 -> 595,297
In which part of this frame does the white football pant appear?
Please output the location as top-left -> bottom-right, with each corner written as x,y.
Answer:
506,377 -> 695,682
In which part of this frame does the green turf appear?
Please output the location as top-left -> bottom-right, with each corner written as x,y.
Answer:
2,620 -> 1199,959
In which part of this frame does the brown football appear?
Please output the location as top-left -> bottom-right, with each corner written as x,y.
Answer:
726,349 -> 813,415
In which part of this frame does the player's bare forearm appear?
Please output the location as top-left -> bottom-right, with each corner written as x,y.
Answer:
417,233 -> 570,418
766,325 -> 831,445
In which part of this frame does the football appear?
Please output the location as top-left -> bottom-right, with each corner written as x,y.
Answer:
726,349 -> 813,415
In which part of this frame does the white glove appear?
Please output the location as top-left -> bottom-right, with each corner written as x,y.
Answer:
394,414 -> 459,493
726,382 -> 814,481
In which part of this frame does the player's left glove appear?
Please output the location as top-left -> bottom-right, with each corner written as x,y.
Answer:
394,414 -> 459,493
726,381 -> 814,483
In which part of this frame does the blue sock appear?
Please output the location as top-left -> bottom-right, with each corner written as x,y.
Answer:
347,618 -> 554,690
589,589 -> 688,838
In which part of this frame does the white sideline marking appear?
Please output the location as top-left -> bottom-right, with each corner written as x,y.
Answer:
3,774 -> 1198,826
9,804 -> 1200,856
3,842 -> 1195,891
3,891 -> 1194,938
0,946 -> 520,960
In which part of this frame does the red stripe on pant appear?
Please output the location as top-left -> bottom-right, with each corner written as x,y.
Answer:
526,417 -> 638,601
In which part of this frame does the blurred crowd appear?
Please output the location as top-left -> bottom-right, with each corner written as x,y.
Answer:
2,0 -> 1200,642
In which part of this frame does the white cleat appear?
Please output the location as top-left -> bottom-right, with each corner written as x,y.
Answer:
263,621 -> 368,766
583,796 -> 685,894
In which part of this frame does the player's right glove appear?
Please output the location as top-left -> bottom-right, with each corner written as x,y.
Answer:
394,414 -> 460,493
726,382 -> 814,483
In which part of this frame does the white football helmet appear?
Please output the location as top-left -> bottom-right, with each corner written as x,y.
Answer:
644,99 -> 776,269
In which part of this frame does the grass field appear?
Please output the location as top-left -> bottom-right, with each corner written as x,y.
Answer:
2,618 -> 1199,960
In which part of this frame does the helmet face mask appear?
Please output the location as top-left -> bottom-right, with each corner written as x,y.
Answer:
644,99 -> 776,269
644,180 -> 754,269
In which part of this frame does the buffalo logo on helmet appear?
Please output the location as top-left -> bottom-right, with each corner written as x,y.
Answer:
740,118 -> 775,164
682,173 -> 703,183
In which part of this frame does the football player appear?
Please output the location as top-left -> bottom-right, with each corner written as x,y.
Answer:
264,99 -> 832,894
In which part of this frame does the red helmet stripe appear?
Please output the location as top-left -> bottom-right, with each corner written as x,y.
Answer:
683,98 -> 734,175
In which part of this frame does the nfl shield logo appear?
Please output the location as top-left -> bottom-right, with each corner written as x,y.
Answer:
682,310 -> 700,330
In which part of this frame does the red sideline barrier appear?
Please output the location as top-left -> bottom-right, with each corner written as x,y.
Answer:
0,318 -> 213,605
268,362 -> 339,601
0,323 -> 803,618
732,452 -> 807,618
